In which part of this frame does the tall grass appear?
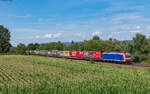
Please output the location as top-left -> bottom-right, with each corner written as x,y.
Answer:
0,55 -> 150,94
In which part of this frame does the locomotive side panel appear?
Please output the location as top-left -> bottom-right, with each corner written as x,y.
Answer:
102,53 -> 124,62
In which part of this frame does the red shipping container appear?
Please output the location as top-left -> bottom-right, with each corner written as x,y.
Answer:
76,51 -> 84,58
84,51 -> 101,59
69,51 -> 76,57
95,51 -> 101,59
69,51 -> 84,58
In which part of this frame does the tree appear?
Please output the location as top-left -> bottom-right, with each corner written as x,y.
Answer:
68,43 -> 78,51
9,47 -> 16,53
84,40 -> 105,52
104,38 -> 125,52
133,33 -> 148,52
27,43 -> 40,50
38,42 -> 67,51
132,33 -> 149,62
16,43 -> 27,54
92,35 -> 100,40
0,25 -> 11,53
71,40 -> 75,44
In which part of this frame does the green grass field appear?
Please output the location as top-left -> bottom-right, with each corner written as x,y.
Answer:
0,55 -> 150,94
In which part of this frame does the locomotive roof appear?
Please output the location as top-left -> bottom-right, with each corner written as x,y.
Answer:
103,52 -> 130,54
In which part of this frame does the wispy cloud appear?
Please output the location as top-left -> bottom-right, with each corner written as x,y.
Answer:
146,26 -> 150,30
35,35 -> 40,39
43,33 -> 62,39
14,28 -> 41,32
44,34 -> 52,38
129,30 -> 143,33
62,24 -> 77,30
110,13 -> 141,24
92,31 -> 100,36
4,0 -> 150,46
14,14 -> 33,18
53,33 -> 61,38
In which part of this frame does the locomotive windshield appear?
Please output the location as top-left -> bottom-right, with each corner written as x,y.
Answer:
125,54 -> 131,58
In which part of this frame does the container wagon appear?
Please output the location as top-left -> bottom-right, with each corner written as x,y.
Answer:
83,51 -> 101,60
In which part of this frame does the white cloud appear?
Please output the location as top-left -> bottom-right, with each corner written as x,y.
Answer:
145,34 -> 150,38
129,30 -> 142,33
74,33 -> 83,37
110,25 -> 143,32
44,34 -> 52,38
111,32 -> 120,34
135,25 -> 141,29
111,14 -> 141,24
35,36 -> 40,39
74,33 -> 86,39
43,33 -> 61,39
92,31 -> 100,36
146,26 -> 150,30
107,3 -> 146,12
53,33 -> 61,38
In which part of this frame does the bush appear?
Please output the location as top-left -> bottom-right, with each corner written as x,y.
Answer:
16,43 -> 27,54
90,60 -> 95,64
132,52 -> 148,63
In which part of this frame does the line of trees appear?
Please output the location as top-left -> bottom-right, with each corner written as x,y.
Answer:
15,34 -> 150,63
1,25 -> 150,63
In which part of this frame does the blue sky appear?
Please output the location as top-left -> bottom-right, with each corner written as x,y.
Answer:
0,0 -> 150,46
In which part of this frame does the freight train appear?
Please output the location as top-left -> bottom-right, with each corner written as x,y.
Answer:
26,50 -> 132,64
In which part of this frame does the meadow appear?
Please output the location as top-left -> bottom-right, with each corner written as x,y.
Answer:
0,55 -> 150,94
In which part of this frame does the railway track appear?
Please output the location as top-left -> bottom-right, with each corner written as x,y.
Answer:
31,55 -> 150,69
97,62 -> 150,69
65,57 -> 150,69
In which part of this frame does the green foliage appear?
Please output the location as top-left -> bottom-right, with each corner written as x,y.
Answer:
132,52 -> 148,63
68,42 -> 85,51
38,41 -> 67,51
104,38 -> 121,52
90,60 -> 95,64
16,43 -> 27,54
131,33 -> 149,62
0,25 -> 11,53
27,43 -> 39,50
9,47 -> 16,53
71,40 -> 75,44
92,35 -> 100,40
142,52 -> 150,64
84,40 -> 105,52
133,33 -> 148,52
